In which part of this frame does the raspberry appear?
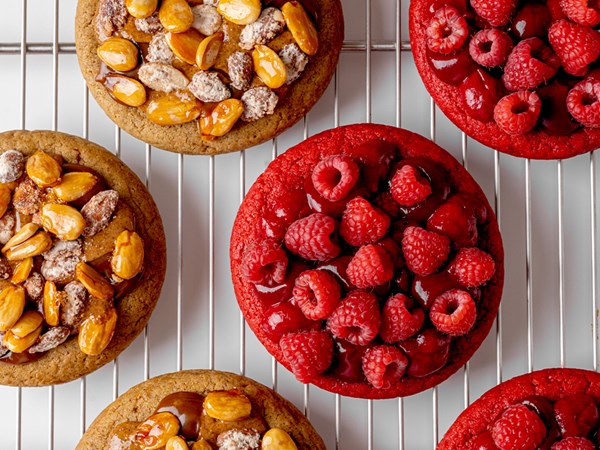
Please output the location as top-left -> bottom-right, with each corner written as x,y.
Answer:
311,155 -> 360,202
468,432 -> 497,450
549,0 -> 569,20
491,404 -> 547,450
340,197 -> 391,247
554,394 -> 599,438
559,0 -> 600,26
549,20 -> 600,77
429,289 -> 476,336
279,330 -> 333,383
326,290 -> 381,346
402,226 -> 450,276
567,80 -> 600,128
241,238 -> 288,285
427,195 -> 479,248
493,91 -> 542,135
284,213 -> 341,261
551,437 -> 595,450
448,247 -> 495,287
502,38 -> 560,92
293,270 -> 341,320
380,294 -> 425,343
390,165 -> 432,207
470,0 -> 517,26
468,28 -> 513,68
426,7 -> 469,55
346,244 -> 394,288
361,345 -> 408,389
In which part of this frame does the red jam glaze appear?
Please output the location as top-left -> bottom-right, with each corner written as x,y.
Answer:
510,2 -> 553,39
261,300 -> 321,342
330,338 -> 368,383
426,46 -> 478,86
398,328 -> 452,378
459,69 -> 504,123
412,271 -> 461,310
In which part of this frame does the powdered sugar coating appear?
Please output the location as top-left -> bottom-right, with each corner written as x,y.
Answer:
0,259 -> 11,280
61,281 -> 88,330
227,52 -> 253,91
192,5 -> 222,36
41,240 -> 84,284
216,428 -> 261,450
81,190 -> 119,237
240,87 -> 278,122
13,178 -> 43,215
239,7 -> 286,51
24,271 -> 44,300
0,210 -> 15,245
280,43 -> 309,85
95,0 -> 128,41
28,326 -> 70,353
138,63 -> 189,93
146,33 -> 175,65
0,150 -> 25,183
188,71 -> 231,102
204,0 -> 219,5
135,12 -> 163,34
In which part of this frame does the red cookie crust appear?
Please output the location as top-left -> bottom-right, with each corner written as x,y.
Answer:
230,123 -> 504,399
409,0 -> 600,160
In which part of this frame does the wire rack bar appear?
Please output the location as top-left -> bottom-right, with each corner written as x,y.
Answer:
526,159 -> 533,373
592,151 -> 598,371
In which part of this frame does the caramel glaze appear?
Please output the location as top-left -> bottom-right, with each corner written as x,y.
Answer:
154,391 -> 204,441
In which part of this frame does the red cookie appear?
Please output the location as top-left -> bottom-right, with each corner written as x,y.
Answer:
230,123 -> 504,399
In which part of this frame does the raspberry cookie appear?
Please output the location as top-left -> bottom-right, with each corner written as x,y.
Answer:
409,0 -> 600,159
0,130 -> 166,386
75,0 -> 343,155
230,124 -> 504,399
77,369 -> 326,449
438,368 -> 600,449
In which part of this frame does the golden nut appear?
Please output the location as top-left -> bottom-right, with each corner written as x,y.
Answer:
11,257 -> 33,284
203,390 -> 252,422
75,262 -> 115,301
53,172 -> 99,203
134,412 -> 180,450
165,29 -> 204,65
262,428 -> 298,450
104,74 -> 148,107
192,440 -> 213,450
40,203 -> 86,241
0,184 -> 11,219
5,231 -> 53,261
252,45 -> 287,89
4,323 -> 42,353
97,37 -> 139,73
2,223 -> 39,253
43,281 -> 61,327
26,150 -> 62,188
217,0 -> 261,25
145,91 -> 202,126
10,310 -> 43,338
166,436 -> 188,450
281,1 -> 319,56
125,0 -> 158,18
0,285 -> 25,332
159,0 -> 194,33
196,32 -> 224,70
200,99 -> 244,139
111,230 -> 144,280
78,304 -> 117,356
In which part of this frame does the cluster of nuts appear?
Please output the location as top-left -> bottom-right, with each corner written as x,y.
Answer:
95,0 -> 319,140
110,389 -> 299,449
0,149 -> 144,361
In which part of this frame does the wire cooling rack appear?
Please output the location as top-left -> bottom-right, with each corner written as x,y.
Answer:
0,0 -> 599,448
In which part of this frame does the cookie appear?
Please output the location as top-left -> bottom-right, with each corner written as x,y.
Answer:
0,130 -> 166,386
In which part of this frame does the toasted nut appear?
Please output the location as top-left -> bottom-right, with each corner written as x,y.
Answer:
103,74 -> 147,107
111,230 -> 144,280
217,0 -> 261,25
26,151 -> 62,188
166,436 -> 188,450
78,305 -> 117,356
0,184 -> 11,219
138,63 -> 189,93
11,257 -> 33,284
281,1 -> 318,56
191,440 -> 213,450
40,204 -> 86,241
2,223 -> 38,253
4,323 -> 42,353
159,0 -> 194,33
165,29 -> 204,65
135,412 -> 180,450
75,262 -> 115,301
10,310 -> 43,338
145,91 -> 202,126
200,99 -> 244,138
252,45 -> 287,89
0,285 -> 25,331
43,281 -> 61,326
195,32 -> 224,70
97,37 -> 140,72
125,0 -> 158,18
204,390 -> 252,422
0,150 -> 25,184
262,428 -> 298,450
53,172 -> 99,203
5,231 -> 53,261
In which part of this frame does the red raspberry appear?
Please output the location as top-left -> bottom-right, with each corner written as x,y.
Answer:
470,0 -> 517,26
559,0 -> 600,26
380,294 -> 425,343
361,345 -> 408,389
469,28 -> 513,68
429,289 -> 476,336
551,437 -> 595,450
241,238 -> 288,285
494,91 -> 542,135
549,0 -> 569,20
326,290 -> 381,346
340,197 -> 391,247
502,38 -> 561,92
426,7 -> 469,55
311,155 -> 360,202
468,432 -> 497,450
567,80 -> 600,128
390,165 -> 432,207
284,213 -> 341,261
491,404 -> 547,450
448,247 -> 496,287
402,226 -> 450,276
279,330 -> 333,383
554,394 -> 599,438
427,195 -> 479,248
549,20 -> 600,77
346,244 -> 394,288
293,270 -> 341,320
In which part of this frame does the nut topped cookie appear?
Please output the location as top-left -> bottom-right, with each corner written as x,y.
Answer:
75,0 -> 344,155
0,130 -> 166,386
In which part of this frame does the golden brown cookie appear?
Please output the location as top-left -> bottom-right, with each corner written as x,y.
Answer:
0,130 -> 166,386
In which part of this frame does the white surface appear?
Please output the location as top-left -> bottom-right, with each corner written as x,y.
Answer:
0,0 -> 599,449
